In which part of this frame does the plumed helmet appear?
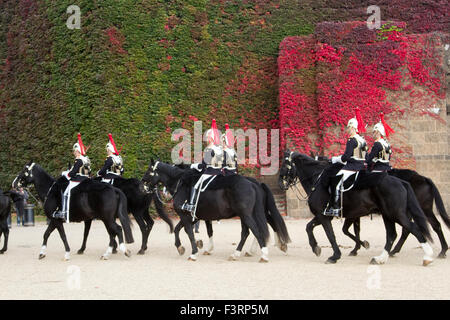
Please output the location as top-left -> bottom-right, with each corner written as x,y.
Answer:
73,142 -> 82,153
106,142 -> 116,154
347,118 -> 358,131
373,122 -> 386,137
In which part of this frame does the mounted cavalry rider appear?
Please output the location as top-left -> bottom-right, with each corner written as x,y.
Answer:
324,109 -> 368,217
222,123 -> 238,176
97,133 -> 123,184
53,133 -> 91,221
181,119 -> 224,215
366,113 -> 394,173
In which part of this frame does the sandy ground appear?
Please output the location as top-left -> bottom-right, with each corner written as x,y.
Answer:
0,216 -> 449,300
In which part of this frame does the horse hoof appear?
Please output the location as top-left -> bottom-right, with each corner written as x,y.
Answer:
325,258 -> 337,264
77,250 -> 84,255
389,252 -> 396,257
137,249 -> 145,255
362,241 -> 370,249
349,251 -> 358,257
313,246 -> 321,257
125,250 -> 131,258
259,258 -> 269,263
203,251 -> 211,255
188,256 -> 197,261
244,252 -> 252,257
0,250 -> 5,254
100,255 -> 109,260
280,243 -> 288,253
438,252 -> 446,259
177,246 -> 185,256
112,249 -> 118,254
423,259 -> 433,267
38,254 -> 46,260
370,258 -> 381,265
196,240 -> 203,249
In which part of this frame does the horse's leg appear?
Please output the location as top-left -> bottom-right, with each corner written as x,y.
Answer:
55,221 -> 71,261
174,220 -> 185,255
203,220 -> 214,255
229,220 -> 249,261
425,213 -> 447,258
100,222 -> 118,260
319,215 -> 341,264
142,210 -> 155,252
240,214 -> 268,262
77,219 -> 92,254
343,218 -> 369,256
389,227 -> 409,257
181,215 -> 199,261
0,223 -> 8,253
111,220 -> 131,258
134,214 -> 149,255
39,219 -> 58,259
306,216 -> 322,257
371,216 -> 397,265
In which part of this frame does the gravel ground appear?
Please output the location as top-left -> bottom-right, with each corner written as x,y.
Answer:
0,216 -> 448,300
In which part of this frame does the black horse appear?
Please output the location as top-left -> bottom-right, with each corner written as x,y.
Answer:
279,151 -> 434,266
311,155 -> 450,258
0,189 -> 11,254
12,162 -> 134,260
142,160 -> 289,262
77,176 -> 174,255
342,168 -> 450,258
168,177 -> 290,257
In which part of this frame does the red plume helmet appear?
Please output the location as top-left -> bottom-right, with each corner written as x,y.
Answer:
380,113 -> 395,138
108,133 -> 119,155
77,133 -> 86,156
355,108 -> 366,133
225,123 -> 234,148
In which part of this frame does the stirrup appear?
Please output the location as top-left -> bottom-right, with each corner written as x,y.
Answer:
52,210 -> 66,221
323,207 -> 341,218
181,202 -> 195,213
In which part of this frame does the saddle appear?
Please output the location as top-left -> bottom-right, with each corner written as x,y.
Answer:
181,169 -> 241,190
320,163 -> 387,191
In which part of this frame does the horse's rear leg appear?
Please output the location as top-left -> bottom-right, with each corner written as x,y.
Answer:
426,213 -> 447,258
371,216 -> 397,265
111,222 -> 131,258
77,219 -> 92,255
240,215 -> 268,262
39,219 -> 57,259
180,215 -> 199,261
142,211 -> 155,251
343,218 -> 369,256
0,222 -> 8,254
229,221 -> 249,261
55,222 -> 71,261
203,220 -> 214,255
390,227 -> 408,257
319,216 -> 341,264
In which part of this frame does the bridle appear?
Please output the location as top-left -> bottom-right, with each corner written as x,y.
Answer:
280,152 -> 325,201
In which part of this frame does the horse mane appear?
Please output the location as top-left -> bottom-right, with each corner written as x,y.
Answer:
157,162 -> 185,179
291,152 -> 329,170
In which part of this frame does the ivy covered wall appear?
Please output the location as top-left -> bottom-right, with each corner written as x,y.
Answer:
0,0 -> 448,188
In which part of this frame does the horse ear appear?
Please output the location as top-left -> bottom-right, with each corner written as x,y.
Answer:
27,160 -> 33,166
150,158 -> 154,166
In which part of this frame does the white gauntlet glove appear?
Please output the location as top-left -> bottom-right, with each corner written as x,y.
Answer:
61,170 -> 70,180
331,156 -> 342,164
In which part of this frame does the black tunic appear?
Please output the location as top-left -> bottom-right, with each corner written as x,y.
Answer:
68,159 -> 89,182
365,141 -> 391,171
341,137 -> 365,171
97,157 -> 121,179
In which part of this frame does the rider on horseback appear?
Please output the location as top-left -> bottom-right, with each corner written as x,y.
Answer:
181,119 -> 224,215
222,123 -> 238,176
366,113 -> 394,172
324,110 -> 368,217
53,133 -> 91,221
97,133 -> 123,184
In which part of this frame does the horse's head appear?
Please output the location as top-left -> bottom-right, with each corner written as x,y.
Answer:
12,161 -> 36,189
142,159 -> 162,188
278,150 -> 297,191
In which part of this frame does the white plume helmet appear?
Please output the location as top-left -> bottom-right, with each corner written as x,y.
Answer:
73,142 -> 82,153
347,118 -> 358,131
373,122 -> 386,137
106,142 -> 115,153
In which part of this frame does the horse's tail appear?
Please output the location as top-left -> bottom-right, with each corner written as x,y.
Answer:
253,183 -> 270,244
425,177 -> 450,229
116,189 -> 134,244
402,180 -> 432,243
261,183 -> 291,244
152,192 -> 174,233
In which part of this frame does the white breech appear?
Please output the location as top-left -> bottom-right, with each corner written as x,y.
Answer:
63,181 -> 80,222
